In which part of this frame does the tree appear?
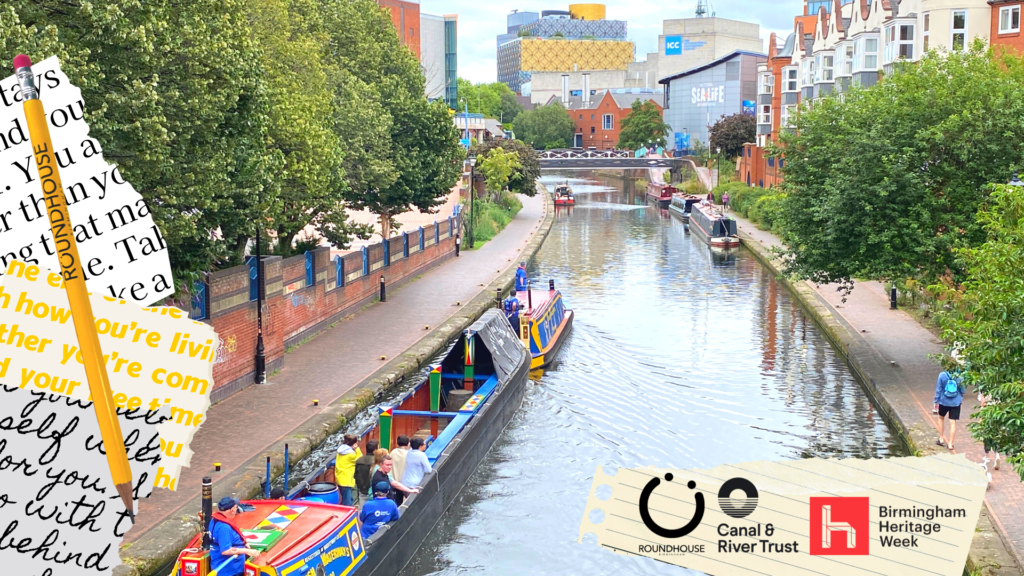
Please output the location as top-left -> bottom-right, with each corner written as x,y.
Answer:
618,99 -> 671,151
456,78 -> 519,121
514,102 -> 575,149
500,91 -> 524,124
470,140 -> 539,196
775,41 -> 1024,289
708,113 -> 755,158
477,148 -> 522,199
934,183 -> 1024,479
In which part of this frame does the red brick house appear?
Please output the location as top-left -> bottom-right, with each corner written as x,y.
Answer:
738,31 -> 796,189
377,0 -> 421,58
548,90 -> 665,150
990,0 -> 1024,53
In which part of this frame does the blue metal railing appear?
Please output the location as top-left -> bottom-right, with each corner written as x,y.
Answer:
403,232 -> 409,257
361,246 -> 369,276
383,238 -> 391,266
190,280 -> 208,320
247,257 -> 258,302
304,251 -> 314,286
335,255 -> 343,288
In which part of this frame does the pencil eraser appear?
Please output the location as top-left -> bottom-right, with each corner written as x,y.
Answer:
13,54 -> 32,70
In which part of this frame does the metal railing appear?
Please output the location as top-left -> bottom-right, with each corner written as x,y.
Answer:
538,149 -> 630,159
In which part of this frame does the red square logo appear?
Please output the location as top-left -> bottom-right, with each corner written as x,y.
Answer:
809,497 -> 869,555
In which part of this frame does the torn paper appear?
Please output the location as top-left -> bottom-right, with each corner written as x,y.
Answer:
0,260 -> 217,487
580,455 -> 987,576
0,56 -> 173,306
0,384 -> 166,573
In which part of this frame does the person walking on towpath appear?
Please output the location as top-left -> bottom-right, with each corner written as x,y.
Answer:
334,434 -> 361,506
515,261 -> 529,291
359,481 -> 400,539
504,289 -> 521,333
934,363 -> 967,450
722,192 -> 730,213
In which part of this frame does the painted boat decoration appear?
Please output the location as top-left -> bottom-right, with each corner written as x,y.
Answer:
554,183 -> 575,206
516,280 -> 574,369
668,194 -> 703,223
171,500 -> 365,576
284,310 -> 529,575
688,203 -> 740,249
646,181 -> 675,208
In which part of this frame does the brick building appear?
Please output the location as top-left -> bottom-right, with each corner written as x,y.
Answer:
549,89 -> 664,149
990,0 -> 1024,52
737,33 -> 794,188
378,0 -> 421,59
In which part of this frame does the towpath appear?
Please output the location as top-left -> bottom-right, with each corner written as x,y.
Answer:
733,213 -> 1024,575
124,193 -> 546,544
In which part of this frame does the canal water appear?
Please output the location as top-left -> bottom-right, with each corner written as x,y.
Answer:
400,172 -> 899,576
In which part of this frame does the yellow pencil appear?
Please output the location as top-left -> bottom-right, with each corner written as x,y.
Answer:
13,55 -> 135,521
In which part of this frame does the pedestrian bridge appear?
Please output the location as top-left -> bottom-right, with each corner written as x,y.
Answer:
538,149 -> 681,170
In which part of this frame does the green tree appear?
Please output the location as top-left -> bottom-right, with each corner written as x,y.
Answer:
618,99 -> 671,151
477,148 -> 522,199
470,140 -> 540,196
708,113 -> 755,158
514,102 -> 575,149
500,91 -> 524,124
456,78 -> 519,121
775,41 -> 1024,289
934,183 -> 1024,479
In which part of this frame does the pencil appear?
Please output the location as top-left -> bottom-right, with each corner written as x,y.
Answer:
13,55 -> 135,522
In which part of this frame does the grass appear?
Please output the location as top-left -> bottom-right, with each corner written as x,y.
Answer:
468,191 -> 523,249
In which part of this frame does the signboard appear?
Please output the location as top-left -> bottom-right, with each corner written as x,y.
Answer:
665,35 -> 682,55
742,100 -> 755,115
675,132 -> 690,152
692,83 -> 725,106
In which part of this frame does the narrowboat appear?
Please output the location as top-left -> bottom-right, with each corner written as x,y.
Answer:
668,194 -> 703,223
240,310 -> 528,576
646,181 -> 675,208
515,279 -> 574,369
171,499 -> 365,576
688,203 -> 740,249
554,183 -> 575,206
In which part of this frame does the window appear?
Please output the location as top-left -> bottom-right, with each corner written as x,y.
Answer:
864,37 -> 878,69
602,114 -> 613,130
759,73 -> 774,94
1000,6 -> 1021,33
841,43 -> 854,75
590,126 -> 595,134
884,23 -> 914,63
814,53 -> 834,82
759,104 -> 771,125
951,10 -> 967,51
923,13 -> 930,52
591,114 -> 595,120
579,114 -> 583,119
780,104 -> 795,128
802,58 -> 814,87
783,67 -> 798,91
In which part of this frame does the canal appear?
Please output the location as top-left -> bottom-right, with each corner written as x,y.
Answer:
401,172 -> 899,575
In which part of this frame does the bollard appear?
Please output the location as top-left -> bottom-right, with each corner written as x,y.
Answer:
527,279 -> 533,311
379,275 -> 386,302
214,462 -> 221,472
264,457 -> 271,498
496,288 -> 502,309
455,234 -> 461,257
312,399 -> 319,406
549,279 -> 555,291
284,443 -> 290,494
890,283 -> 897,310
201,476 -> 213,549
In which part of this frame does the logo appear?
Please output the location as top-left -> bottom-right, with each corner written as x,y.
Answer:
665,35 -> 682,55
639,473 -> 705,538
718,478 -> 758,519
809,497 -> 869,555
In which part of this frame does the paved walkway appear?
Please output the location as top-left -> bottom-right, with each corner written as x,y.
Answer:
125,193 -> 546,541
732,212 -> 1024,572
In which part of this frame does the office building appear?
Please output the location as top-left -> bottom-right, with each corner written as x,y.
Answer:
628,16 -> 764,85
422,13 -> 458,107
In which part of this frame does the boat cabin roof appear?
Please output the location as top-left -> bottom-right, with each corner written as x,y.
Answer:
516,287 -> 559,318
232,500 -> 356,567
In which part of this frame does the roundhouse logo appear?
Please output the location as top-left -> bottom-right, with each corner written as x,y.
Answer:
639,473 -> 705,538
718,477 -> 758,519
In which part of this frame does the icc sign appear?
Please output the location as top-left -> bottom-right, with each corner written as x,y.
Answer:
665,35 -> 682,55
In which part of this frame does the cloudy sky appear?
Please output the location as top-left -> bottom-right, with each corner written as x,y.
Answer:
420,0 -> 807,84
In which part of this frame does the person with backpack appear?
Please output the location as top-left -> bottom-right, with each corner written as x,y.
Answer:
504,289 -> 521,332
934,367 -> 966,450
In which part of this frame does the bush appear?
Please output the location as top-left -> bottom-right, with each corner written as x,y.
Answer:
748,192 -> 787,232
470,191 -> 522,247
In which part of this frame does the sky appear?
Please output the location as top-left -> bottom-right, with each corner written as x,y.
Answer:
420,0 -> 808,84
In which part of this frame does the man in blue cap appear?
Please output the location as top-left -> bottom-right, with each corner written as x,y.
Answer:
359,481 -> 401,538
209,496 -> 259,575
515,261 -> 528,292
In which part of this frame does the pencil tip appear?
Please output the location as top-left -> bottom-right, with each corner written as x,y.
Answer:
115,482 -> 135,524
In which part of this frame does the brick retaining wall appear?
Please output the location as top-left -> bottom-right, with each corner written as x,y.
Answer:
202,215 -> 461,404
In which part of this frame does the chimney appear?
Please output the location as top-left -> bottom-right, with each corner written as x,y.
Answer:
561,74 -> 570,104
582,73 -> 590,107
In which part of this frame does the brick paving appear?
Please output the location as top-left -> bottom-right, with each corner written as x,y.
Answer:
124,193 -> 546,542
733,213 -> 1024,571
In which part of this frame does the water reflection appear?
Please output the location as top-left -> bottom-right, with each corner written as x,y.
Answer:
402,172 -> 897,576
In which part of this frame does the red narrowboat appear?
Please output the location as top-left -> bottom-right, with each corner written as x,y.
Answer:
554,183 -> 575,206
646,181 -> 675,208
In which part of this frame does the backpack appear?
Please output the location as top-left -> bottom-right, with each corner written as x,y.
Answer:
504,298 -> 517,314
942,372 -> 962,398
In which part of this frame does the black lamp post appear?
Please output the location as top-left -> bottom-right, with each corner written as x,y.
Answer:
467,154 -> 477,247
715,146 -> 721,189
254,190 -> 266,385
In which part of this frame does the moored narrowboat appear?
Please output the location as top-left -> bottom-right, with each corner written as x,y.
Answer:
514,279 -> 574,369
646,181 -> 675,208
668,194 -> 703,223
554,183 -> 575,206
688,203 -> 740,249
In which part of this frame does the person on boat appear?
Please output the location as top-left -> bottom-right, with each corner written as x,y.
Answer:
209,497 -> 259,576
515,262 -> 529,291
390,435 -> 411,485
504,289 -> 521,332
366,448 -> 388,498
372,454 -> 420,506
334,434 -> 361,506
359,481 -> 401,539
269,488 -> 285,499
355,439 -> 378,503
401,438 -> 432,489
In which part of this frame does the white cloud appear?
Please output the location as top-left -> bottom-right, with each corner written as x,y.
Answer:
420,0 -> 804,84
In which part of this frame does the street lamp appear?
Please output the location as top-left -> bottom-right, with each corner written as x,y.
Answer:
467,154 -> 477,247
1009,172 -> 1024,187
716,146 -> 722,189
254,188 -> 266,385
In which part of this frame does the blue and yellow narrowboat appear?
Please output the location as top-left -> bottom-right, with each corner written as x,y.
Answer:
515,280 -> 574,369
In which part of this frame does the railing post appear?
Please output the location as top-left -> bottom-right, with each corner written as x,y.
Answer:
335,255 -> 344,288
362,246 -> 369,276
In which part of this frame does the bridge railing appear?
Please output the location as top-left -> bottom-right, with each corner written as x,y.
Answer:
538,149 -> 630,160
